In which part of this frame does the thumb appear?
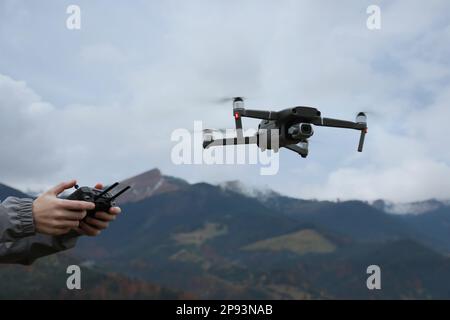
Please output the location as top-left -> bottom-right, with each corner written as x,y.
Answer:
48,180 -> 77,196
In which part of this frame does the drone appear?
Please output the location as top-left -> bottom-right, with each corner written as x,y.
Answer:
202,97 -> 368,158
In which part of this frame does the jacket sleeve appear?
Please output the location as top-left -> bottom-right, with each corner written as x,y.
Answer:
0,197 -> 80,265
0,197 -> 35,242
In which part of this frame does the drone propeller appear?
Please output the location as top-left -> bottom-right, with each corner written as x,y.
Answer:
202,128 -> 234,134
196,95 -> 256,107
189,128 -> 230,134
356,109 -> 383,120
203,128 -> 227,133
211,96 -> 247,104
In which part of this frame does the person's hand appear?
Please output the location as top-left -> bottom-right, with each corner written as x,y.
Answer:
75,183 -> 122,236
32,180 -> 95,236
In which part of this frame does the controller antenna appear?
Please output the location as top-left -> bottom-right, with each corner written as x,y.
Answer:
110,186 -> 131,201
94,182 -> 119,200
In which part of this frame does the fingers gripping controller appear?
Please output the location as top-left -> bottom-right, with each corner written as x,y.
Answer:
66,183 -> 131,220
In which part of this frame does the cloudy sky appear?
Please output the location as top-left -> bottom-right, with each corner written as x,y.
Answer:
0,0 -> 449,202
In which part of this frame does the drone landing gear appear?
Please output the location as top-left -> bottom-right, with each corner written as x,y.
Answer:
285,142 -> 309,158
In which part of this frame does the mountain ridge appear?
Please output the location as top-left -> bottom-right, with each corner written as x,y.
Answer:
117,168 -> 189,204
0,183 -> 30,200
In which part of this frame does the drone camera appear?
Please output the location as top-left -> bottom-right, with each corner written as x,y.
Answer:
300,123 -> 313,135
288,123 -> 314,140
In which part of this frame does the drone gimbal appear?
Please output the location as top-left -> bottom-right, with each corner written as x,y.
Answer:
203,97 -> 368,158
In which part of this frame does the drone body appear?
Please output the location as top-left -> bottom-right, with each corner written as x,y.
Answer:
203,97 -> 368,158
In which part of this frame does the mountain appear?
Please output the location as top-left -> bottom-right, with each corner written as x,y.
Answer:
72,174 -> 450,299
0,183 -> 29,201
74,182 -> 337,298
3,170 -> 450,299
219,180 -> 280,201
76,182 -> 307,259
400,206 -> 450,253
242,229 -> 337,255
370,199 -> 450,252
258,239 -> 450,299
0,253 -> 190,299
117,168 -> 189,204
246,191 -> 450,254
372,199 -> 449,215
262,195 -> 419,243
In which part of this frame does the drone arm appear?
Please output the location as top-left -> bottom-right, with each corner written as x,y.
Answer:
234,113 -> 244,140
315,117 -> 365,130
203,135 -> 258,149
357,128 -> 367,152
240,109 -> 278,120
313,117 -> 368,152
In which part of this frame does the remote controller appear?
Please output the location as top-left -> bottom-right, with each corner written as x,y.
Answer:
66,182 -> 131,220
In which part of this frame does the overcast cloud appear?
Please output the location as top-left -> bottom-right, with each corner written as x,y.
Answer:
0,0 -> 449,202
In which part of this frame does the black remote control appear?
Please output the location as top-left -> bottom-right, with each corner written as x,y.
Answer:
66,182 -> 131,219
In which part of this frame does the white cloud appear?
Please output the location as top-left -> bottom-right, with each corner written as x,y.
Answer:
0,75 -> 62,190
307,159 -> 450,202
0,0 -> 449,202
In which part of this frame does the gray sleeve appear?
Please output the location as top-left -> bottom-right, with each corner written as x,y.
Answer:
0,231 -> 79,265
0,197 -> 35,242
0,197 -> 80,265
